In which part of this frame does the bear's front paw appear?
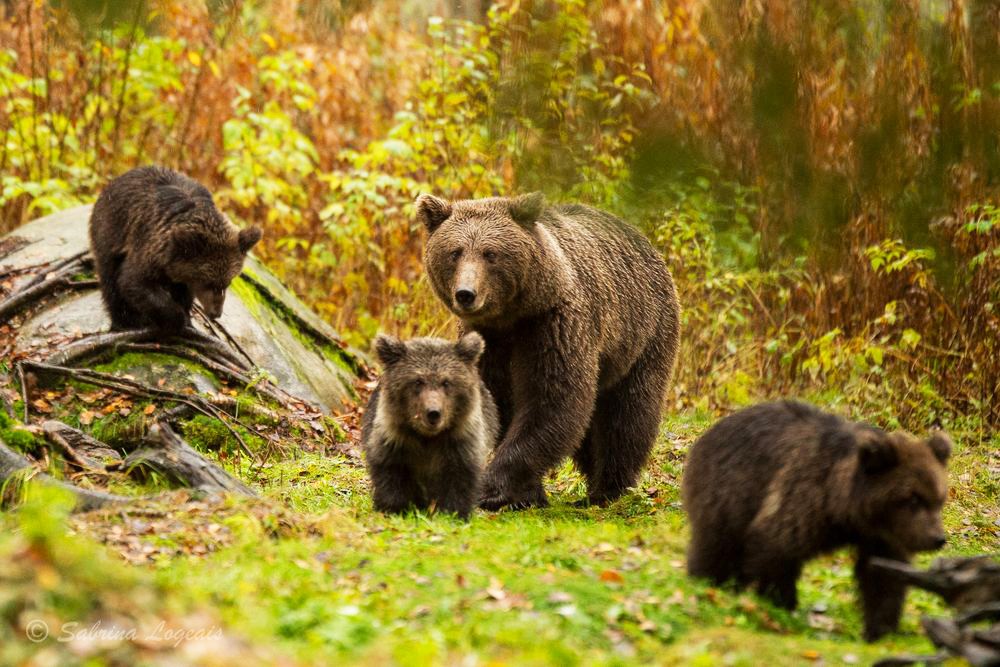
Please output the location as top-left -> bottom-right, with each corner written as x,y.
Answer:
151,304 -> 191,333
479,474 -> 548,511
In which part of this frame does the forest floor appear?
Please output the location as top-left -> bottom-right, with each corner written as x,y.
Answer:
5,399 -> 997,666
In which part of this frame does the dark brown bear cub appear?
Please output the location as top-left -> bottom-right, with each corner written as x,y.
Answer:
418,193 -> 680,510
683,400 -> 951,641
362,333 -> 499,520
89,166 -> 262,333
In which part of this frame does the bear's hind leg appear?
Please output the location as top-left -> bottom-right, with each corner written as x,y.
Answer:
687,530 -> 740,584
99,255 -> 142,330
584,341 -> 671,505
117,268 -> 189,333
743,550 -> 802,609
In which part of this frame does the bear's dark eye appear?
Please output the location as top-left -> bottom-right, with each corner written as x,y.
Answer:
441,380 -> 450,389
905,494 -> 924,510
450,249 -> 462,262
413,379 -> 425,390
483,249 -> 497,262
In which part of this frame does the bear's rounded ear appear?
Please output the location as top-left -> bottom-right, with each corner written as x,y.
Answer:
169,225 -> 207,259
238,226 -> 263,254
509,192 -> 545,226
374,334 -> 406,367
415,194 -> 452,233
857,430 -> 898,474
455,332 -> 484,365
927,431 -> 952,464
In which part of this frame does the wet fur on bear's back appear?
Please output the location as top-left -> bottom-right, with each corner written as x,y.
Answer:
89,165 -> 261,332
683,400 -> 952,641
418,193 -> 680,509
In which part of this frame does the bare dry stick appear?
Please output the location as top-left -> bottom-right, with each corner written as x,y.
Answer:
192,304 -> 255,368
17,363 -> 27,423
160,397 -> 280,424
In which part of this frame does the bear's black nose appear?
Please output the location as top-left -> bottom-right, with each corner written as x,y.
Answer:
933,535 -> 947,549
426,409 -> 441,424
455,289 -> 476,308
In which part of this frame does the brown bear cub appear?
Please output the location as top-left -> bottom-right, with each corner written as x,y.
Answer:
683,400 -> 952,641
362,333 -> 499,520
89,166 -> 262,333
418,193 -> 680,510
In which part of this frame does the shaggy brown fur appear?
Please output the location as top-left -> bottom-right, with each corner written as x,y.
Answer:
682,400 -> 952,641
418,192 -> 680,510
362,333 -> 500,520
89,166 -> 262,332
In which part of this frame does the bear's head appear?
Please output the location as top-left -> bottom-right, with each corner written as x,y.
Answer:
162,190 -> 262,320
417,193 -> 548,327
851,427 -> 952,554
374,333 -> 484,438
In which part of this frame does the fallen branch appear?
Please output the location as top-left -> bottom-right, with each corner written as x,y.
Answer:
0,252 -> 91,324
48,328 -> 161,366
0,235 -> 35,266
117,342 -> 296,408
160,396 -> 281,424
874,556 -> 1000,667
16,250 -> 88,291
193,304 -> 255,368
21,360 -> 257,460
173,327 -> 250,371
122,422 -> 256,497
42,420 -> 123,470
0,435 -> 131,511
871,556 -> 1000,610
49,326 -> 248,372
958,604 -> 1000,626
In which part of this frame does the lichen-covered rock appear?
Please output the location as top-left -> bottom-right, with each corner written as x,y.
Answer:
1,205 -> 360,414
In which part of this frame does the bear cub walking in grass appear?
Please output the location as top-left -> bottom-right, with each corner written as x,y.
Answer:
683,400 -> 952,641
362,333 -> 499,520
89,166 -> 262,333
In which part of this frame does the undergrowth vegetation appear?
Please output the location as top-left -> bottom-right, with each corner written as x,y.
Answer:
2,0 -> 997,430
1,2 -> 998,664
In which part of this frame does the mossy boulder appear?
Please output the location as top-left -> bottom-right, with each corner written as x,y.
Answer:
1,205 -> 362,414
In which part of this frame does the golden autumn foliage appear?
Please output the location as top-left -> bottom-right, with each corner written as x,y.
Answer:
1,0 -> 997,427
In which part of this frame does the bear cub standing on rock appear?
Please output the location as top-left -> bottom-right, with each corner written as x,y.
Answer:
89,166 -> 262,333
362,333 -> 499,520
683,400 -> 952,641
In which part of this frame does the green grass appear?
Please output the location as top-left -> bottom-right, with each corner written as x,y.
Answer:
2,408 -> 996,665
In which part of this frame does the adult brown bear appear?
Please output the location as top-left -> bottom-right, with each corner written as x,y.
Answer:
418,193 -> 680,510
